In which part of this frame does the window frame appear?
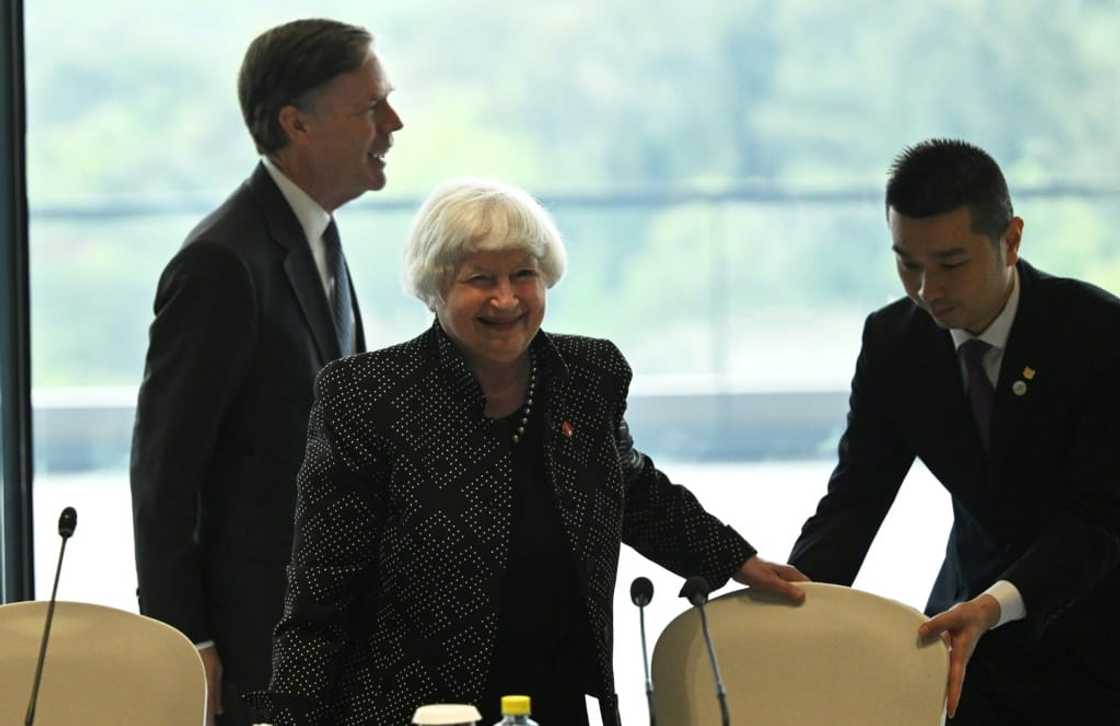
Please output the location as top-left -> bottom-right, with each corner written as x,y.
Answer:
1,0 -> 35,604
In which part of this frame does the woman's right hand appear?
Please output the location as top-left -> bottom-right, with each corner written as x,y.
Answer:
732,555 -> 809,603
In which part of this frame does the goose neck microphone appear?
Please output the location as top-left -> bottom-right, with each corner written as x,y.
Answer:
630,576 -> 656,726
679,575 -> 730,726
25,506 -> 77,726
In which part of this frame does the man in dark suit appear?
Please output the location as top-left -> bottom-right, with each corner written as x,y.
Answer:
130,18 -> 402,726
790,139 -> 1120,723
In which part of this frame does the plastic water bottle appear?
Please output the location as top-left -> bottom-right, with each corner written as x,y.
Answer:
493,695 -> 539,726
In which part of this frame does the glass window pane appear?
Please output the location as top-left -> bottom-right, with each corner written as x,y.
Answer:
25,2 -> 1120,722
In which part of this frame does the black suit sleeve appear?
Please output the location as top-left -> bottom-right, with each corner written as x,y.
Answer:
788,313 -> 916,584
609,343 -> 757,588
130,242 -> 258,644
1003,346 -> 1120,639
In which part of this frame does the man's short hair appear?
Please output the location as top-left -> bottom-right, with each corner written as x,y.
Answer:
404,178 -> 568,311
885,139 -> 1014,241
238,18 -> 372,155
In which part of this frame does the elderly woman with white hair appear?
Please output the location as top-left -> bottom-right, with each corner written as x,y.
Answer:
249,179 -> 806,726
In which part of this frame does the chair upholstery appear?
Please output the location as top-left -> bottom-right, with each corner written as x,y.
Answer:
652,582 -> 948,725
0,600 -> 205,725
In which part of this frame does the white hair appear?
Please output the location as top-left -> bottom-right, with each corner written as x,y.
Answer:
403,178 -> 567,310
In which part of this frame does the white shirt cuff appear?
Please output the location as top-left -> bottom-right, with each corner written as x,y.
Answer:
195,640 -> 215,651
983,580 -> 1026,628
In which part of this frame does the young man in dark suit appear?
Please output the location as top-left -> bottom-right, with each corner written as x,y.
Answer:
130,18 -> 402,726
790,139 -> 1120,723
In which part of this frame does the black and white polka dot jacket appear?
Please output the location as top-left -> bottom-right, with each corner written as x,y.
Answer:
250,321 -> 756,725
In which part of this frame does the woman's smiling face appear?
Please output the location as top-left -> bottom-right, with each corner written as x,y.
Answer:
436,249 -> 546,370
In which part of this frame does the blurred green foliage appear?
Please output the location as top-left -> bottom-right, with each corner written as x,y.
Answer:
23,1 -> 1120,386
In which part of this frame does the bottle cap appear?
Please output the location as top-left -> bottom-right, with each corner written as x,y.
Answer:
500,695 -> 531,716
412,703 -> 482,725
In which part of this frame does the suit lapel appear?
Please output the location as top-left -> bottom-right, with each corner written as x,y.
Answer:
248,163 -> 340,366
989,262 -> 1047,469
543,386 -> 590,555
533,336 -> 596,557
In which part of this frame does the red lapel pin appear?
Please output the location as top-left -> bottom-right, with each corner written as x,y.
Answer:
561,420 -> 574,438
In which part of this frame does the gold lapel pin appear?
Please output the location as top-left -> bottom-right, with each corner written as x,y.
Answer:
1012,380 -> 1028,396
1023,366 -> 1036,380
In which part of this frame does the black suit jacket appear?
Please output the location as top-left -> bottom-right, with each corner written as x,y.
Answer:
790,260 -> 1120,684
249,323 -> 754,726
130,163 -> 365,693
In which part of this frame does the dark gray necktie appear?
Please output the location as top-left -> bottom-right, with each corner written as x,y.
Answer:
959,339 -> 994,450
322,219 -> 354,357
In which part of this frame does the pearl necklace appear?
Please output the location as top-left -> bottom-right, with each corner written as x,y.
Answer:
511,354 -> 537,445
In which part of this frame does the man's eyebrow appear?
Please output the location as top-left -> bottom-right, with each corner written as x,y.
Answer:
372,84 -> 396,101
891,245 -> 969,259
933,246 -> 969,259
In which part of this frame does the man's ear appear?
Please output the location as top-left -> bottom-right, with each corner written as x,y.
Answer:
277,105 -> 311,146
1003,216 -> 1024,267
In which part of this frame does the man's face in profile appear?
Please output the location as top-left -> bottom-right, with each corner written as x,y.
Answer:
302,50 -> 403,208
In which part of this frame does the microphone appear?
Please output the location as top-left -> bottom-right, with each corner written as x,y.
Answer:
629,576 -> 656,726
58,507 -> 76,537
25,507 -> 78,726
679,575 -> 730,726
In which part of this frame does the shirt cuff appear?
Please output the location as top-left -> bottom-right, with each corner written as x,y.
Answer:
983,580 -> 1026,628
195,640 -> 215,651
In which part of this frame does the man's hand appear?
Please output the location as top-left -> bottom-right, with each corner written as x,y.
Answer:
199,646 -> 224,726
732,555 -> 808,603
918,594 -> 1001,718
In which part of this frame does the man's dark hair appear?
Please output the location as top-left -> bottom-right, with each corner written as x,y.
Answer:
885,139 -> 1014,241
238,19 -> 373,155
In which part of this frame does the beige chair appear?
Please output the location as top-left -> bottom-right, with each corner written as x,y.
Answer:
0,600 -> 206,725
651,582 -> 948,725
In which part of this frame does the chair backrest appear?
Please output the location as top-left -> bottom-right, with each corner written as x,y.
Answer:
651,582 -> 948,726
0,600 -> 206,726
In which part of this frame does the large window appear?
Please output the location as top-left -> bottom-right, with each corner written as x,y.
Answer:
22,1 -> 1120,721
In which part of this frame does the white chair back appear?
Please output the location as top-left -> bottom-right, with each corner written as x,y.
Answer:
0,600 -> 206,726
652,582 -> 948,725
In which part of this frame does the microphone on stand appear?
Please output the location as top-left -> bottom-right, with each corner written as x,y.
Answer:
629,576 -> 656,726
679,575 -> 730,726
24,506 -> 78,726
